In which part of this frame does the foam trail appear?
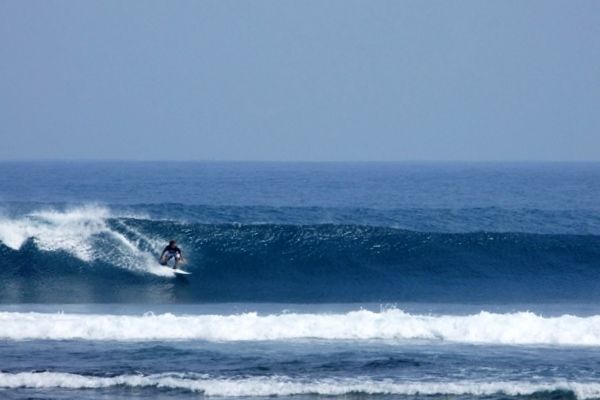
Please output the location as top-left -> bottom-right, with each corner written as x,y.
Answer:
2,309 -> 600,345
0,372 -> 598,398
0,206 -> 171,276
110,219 -> 175,276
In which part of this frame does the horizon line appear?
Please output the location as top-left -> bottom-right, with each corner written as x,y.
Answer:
0,158 -> 599,164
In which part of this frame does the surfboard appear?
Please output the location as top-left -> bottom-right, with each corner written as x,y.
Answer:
173,268 -> 191,275
161,266 -> 191,275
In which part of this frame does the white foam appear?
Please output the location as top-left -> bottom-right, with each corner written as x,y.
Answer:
1,308 -> 600,345
0,206 -> 171,276
0,372 -> 598,398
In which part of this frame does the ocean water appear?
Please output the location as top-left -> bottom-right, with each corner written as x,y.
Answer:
1,161 -> 600,399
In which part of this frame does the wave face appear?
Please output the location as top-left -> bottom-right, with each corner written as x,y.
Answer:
2,308 -> 600,345
1,371 -> 598,399
1,206 -> 600,303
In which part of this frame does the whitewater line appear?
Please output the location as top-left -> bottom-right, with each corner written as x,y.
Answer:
0,372 -> 599,398
2,309 -> 600,345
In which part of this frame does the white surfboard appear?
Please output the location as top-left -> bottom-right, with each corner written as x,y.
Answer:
160,266 -> 191,275
170,267 -> 191,275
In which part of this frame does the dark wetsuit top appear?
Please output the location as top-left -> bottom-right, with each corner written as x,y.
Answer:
162,245 -> 182,258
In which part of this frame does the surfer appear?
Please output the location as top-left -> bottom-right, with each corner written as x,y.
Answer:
160,240 -> 184,269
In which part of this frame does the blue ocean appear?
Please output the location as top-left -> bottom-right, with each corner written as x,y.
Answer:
1,161 -> 600,399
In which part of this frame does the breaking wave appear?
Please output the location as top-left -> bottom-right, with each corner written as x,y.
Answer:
0,371 -> 599,399
1,206 -> 600,303
0,206 -> 173,277
2,308 -> 600,345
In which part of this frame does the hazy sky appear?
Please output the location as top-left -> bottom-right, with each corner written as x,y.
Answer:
1,1 -> 599,161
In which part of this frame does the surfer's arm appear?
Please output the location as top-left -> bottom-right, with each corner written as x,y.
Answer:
160,247 -> 168,258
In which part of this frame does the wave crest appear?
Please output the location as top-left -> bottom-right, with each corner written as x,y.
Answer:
0,372 -> 597,398
1,309 -> 600,345
0,206 -> 169,276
